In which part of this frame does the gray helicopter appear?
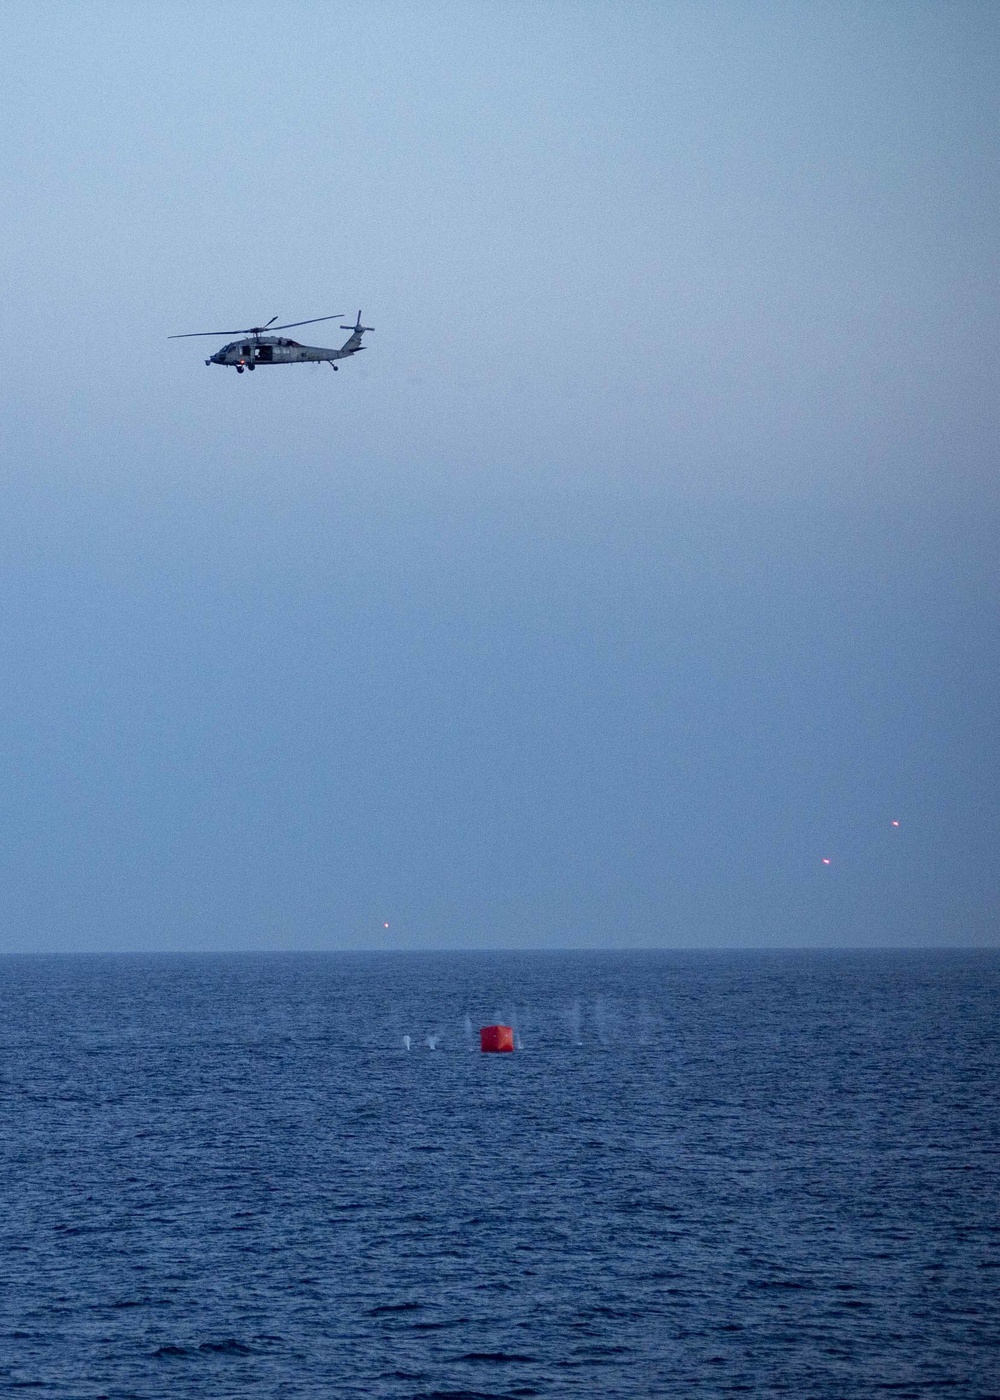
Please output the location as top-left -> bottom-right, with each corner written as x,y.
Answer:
169,311 -> 373,373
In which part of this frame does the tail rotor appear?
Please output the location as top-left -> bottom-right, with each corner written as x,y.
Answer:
341,310 -> 374,334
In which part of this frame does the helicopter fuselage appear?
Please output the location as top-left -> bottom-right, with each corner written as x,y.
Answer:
207,335 -> 362,371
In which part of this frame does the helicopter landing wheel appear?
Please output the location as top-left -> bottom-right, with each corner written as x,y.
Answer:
236,366 -> 244,373
332,364 -> 338,371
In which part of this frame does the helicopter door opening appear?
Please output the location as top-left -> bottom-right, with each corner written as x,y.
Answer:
255,344 -> 273,363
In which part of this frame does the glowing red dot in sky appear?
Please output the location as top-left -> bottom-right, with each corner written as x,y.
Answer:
892,820 -> 900,827
822,858 -> 831,865
383,922 -> 390,928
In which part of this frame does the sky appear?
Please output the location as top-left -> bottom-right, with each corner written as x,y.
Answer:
0,1 -> 997,952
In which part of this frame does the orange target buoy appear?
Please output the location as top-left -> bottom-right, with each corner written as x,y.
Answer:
480,1024 -> 515,1053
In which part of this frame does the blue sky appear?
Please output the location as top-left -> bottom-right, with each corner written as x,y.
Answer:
1,2 -> 997,950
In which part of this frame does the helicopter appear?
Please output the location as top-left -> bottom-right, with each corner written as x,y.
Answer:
168,311 -> 373,373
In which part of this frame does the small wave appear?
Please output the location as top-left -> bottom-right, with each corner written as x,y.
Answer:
412,1391 -> 521,1400
553,1345 -> 629,1368
459,1352 -> 537,1363
369,1301 -> 424,1315
197,1338 -> 253,1355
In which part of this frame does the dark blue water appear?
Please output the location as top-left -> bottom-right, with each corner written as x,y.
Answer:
1,950 -> 997,1398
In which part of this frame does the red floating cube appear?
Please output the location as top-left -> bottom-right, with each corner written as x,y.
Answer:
480,1024 -> 515,1053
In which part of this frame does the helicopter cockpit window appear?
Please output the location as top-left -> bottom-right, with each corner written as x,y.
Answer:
241,345 -> 251,356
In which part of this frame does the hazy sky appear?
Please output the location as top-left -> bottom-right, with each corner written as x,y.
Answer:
1,2 -> 997,951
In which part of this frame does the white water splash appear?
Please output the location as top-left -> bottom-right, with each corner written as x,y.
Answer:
594,995 -> 609,1047
510,1008 -> 524,1051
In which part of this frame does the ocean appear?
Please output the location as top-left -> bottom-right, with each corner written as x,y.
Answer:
1,949 -> 997,1398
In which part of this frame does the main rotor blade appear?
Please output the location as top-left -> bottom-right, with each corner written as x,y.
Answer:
169,313 -> 345,340
270,314 -> 344,331
168,328 -> 252,339
169,316 -> 278,340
